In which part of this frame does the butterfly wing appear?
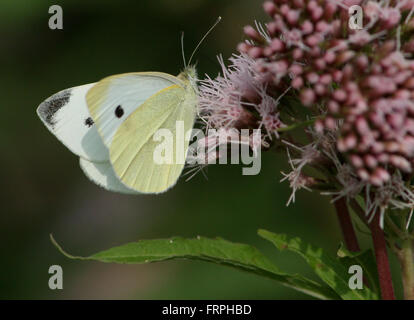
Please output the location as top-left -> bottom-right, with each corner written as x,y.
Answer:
110,85 -> 197,193
37,83 -> 141,194
37,83 -> 109,162
86,72 -> 184,147
79,158 -> 137,194
86,73 -> 197,193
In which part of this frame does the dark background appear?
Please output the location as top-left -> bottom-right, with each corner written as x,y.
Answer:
0,0 -> 384,299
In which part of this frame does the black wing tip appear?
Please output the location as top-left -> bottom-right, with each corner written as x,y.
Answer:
37,89 -> 72,128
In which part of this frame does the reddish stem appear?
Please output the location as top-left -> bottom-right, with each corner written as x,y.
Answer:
333,198 -> 360,252
369,212 -> 395,300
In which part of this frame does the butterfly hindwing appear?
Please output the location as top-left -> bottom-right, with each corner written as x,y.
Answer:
79,158 -> 138,194
109,84 -> 196,193
37,83 -> 109,162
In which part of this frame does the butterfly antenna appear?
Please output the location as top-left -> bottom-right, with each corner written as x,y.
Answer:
188,16 -> 222,66
181,32 -> 187,69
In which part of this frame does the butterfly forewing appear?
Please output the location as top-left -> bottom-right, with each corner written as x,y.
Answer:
37,83 -> 109,162
86,73 -> 183,147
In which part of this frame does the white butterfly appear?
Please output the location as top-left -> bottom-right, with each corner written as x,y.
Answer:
37,18 -> 221,194
37,68 -> 198,194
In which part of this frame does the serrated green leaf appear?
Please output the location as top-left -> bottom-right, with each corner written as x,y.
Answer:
51,234 -> 339,300
258,229 -> 378,300
337,243 -> 380,295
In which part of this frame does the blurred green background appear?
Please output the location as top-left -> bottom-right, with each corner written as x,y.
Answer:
0,0 -> 378,299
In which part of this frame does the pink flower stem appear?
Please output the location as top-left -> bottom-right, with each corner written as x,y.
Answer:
333,198 -> 361,252
370,212 -> 396,300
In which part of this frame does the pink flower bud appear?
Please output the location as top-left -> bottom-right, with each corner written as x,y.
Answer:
356,55 -> 369,69
237,42 -> 250,53
292,76 -> 304,89
344,134 -> 357,150
301,20 -> 314,35
357,169 -> 370,181
364,155 -> 378,169
332,70 -> 343,82
289,64 -> 303,76
350,154 -> 364,168
314,58 -> 326,70
300,88 -> 316,106
380,8 -> 401,30
310,6 -> 324,21
263,1 -> 277,16
324,51 -> 336,64
248,47 -> 263,58
315,84 -> 326,96
286,10 -> 300,25
280,4 -> 290,15
320,74 -> 332,85
318,22 -> 332,35
333,89 -> 347,102
325,117 -> 336,130
271,38 -> 285,52
267,22 -> 279,35
292,48 -> 303,60
390,155 -> 412,172
355,117 -> 370,135
315,119 -> 324,132
306,72 -> 319,84
328,100 -> 339,113
244,25 -> 262,41
336,51 -> 356,65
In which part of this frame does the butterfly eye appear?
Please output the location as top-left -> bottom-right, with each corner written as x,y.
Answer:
84,117 -> 94,127
115,105 -> 124,118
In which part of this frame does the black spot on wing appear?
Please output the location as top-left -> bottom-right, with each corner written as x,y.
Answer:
85,117 -> 94,127
37,89 -> 72,128
115,105 -> 124,118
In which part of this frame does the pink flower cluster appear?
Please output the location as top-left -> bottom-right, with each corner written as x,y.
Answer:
333,45 -> 414,186
237,0 -> 414,186
197,0 -> 414,215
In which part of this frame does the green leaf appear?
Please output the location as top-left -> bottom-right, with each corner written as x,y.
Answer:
258,229 -> 378,300
337,243 -> 380,295
51,234 -> 339,300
